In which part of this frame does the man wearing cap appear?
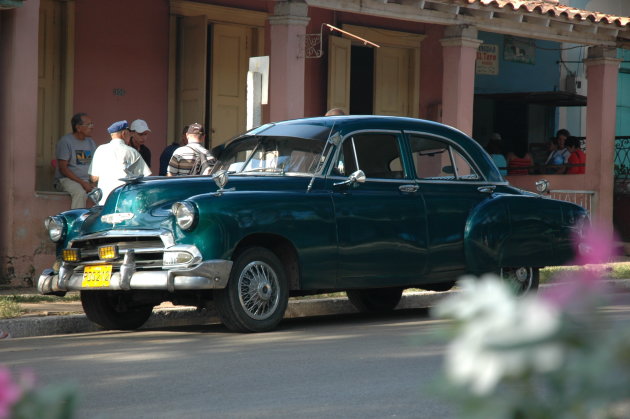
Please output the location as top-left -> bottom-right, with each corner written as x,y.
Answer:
167,123 -> 215,176
88,120 -> 152,205
53,112 -> 97,209
129,119 -> 152,168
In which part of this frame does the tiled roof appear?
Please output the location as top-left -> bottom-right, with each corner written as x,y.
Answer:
462,0 -> 630,27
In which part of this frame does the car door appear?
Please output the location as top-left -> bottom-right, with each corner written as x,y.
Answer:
330,131 -> 428,288
406,133 -> 492,275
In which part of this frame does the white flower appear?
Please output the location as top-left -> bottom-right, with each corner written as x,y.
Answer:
433,275 -> 564,395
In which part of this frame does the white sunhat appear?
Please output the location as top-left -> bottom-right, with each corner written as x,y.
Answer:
130,119 -> 151,133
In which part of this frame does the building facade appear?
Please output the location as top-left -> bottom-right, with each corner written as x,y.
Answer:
1,0 -> 628,285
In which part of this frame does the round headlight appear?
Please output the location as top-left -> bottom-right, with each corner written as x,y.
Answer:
172,201 -> 197,231
45,216 -> 66,242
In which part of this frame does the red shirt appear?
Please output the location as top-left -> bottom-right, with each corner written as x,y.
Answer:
567,149 -> 586,174
507,156 -> 532,175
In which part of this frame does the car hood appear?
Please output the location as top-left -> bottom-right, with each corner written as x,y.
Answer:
82,176 -> 219,234
80,175 -> 314,235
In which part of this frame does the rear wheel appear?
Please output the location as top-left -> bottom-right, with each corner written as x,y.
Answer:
501,267 -> 540,294
214,247 -> 289,332
346,288 -> 404,313
80,291 -> 153,330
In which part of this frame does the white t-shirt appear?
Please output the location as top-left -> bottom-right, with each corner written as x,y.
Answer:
89,139 -> 151,204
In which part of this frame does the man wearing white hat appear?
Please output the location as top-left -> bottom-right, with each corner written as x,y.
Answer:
89,120 -> 152,205
130,119 -> 152,168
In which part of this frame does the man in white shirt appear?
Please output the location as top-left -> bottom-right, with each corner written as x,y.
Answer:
89,120 -> 152,205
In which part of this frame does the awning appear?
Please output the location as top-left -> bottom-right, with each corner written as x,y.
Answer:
477,91 -> 586,107
0,0 -> 25,10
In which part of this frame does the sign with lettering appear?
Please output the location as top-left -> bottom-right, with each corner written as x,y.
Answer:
476,44 -> 499,75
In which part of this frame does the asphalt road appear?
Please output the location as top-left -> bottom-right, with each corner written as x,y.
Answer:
1,309 -> 454,419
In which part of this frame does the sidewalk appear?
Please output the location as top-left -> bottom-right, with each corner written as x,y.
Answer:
0,290 -> 451,339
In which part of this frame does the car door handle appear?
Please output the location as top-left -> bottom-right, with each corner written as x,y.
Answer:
477,185 -> 496,194
399,184 -> 419,193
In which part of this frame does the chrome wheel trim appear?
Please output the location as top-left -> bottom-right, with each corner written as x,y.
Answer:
501,267 -> 533,292
238,261 -> 280,320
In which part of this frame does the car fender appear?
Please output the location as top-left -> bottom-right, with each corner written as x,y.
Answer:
184,189 -> 338,289
464,194 -> 572,274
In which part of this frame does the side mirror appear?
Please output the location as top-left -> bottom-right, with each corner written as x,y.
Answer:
442,165 -> 454,174
334,170 -> 366,187
87,188 -> 103,205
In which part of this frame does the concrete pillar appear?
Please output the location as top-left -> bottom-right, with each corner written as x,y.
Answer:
439,26 -> 482,136
584,46 -> 620,225
268,0 -> 310,122
0,0 -> 40,285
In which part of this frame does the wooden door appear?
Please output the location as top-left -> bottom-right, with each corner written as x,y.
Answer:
374,46 -> 411,116
37,0 -> 63,191
177,15 -> 207,131
327,36 -> 351,115
211,24 -> 249,147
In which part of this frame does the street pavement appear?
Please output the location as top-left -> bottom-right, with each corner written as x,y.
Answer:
0,290 -> 451,339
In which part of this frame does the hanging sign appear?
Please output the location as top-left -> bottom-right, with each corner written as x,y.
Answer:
476,44 -> 499,75
504,36 -> 536,65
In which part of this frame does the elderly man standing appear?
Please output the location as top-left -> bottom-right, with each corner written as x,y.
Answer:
54,112 -> 97,208
89,120 -> 151,205
167,123 -> 215,176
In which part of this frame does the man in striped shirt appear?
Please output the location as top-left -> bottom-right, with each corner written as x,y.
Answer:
167,123 -> 216,176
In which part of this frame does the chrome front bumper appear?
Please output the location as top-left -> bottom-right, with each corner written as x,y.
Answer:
37,259 -> 233,295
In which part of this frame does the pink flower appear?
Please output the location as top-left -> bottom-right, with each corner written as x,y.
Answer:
542,219 -> 619,310
573,219 -> 620,266
0,367 -> 22,419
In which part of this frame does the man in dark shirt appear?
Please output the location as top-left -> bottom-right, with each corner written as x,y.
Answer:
130,119 -> 152,168
159,125 -> 189,176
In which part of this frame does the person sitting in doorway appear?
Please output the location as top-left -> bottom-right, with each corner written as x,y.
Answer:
485,133 -> 507,176
565,136 -> 586,174
506,142 -> 534,175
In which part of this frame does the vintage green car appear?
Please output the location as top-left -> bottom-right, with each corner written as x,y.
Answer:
38,116 -> 588,332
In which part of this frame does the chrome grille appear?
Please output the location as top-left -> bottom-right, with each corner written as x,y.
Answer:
68,234 -> 166,269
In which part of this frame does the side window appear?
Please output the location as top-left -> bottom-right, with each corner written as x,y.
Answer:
408,135 -> 479,180
335,133 -> 404,179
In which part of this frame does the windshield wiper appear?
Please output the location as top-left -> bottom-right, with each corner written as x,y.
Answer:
241,167 -> 284,174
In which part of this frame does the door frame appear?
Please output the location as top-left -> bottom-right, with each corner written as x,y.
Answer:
167,1 -> 266,143
327,24 -> 425,117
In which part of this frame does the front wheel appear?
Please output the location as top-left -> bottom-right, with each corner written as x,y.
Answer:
214,247 -> 289,333
501,267 -> 540,294
346,288 -> 404,313
81,291 -> 154,330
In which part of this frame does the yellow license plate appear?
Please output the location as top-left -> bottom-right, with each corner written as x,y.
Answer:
82,265 -> 112,288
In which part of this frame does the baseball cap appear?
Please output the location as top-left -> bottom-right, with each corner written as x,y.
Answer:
107,120 -> 129,134
130,119 -> 151,133
187,123 -> 205,135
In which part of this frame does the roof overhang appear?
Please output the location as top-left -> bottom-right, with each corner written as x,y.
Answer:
477,91 -> 587,107
0,0 -> 25,10
305,0 -> 630,48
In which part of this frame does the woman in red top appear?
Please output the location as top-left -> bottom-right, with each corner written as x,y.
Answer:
565,136 -> 586,174
506,142 -> 534,175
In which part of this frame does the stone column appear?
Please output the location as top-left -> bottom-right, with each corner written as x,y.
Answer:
584,46 -> 621,224
268,0 -> 310,122
439,26 -> 482,136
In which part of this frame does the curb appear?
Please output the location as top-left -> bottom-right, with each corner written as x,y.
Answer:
0,291 -> 450,338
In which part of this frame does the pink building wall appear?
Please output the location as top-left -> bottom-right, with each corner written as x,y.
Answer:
73,0 -> 170,166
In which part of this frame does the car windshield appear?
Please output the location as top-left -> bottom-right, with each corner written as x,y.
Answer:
213,136 -> 329,175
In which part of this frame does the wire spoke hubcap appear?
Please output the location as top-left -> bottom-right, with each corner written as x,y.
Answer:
501,267 -> 533,292
238,261 -> 280,320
